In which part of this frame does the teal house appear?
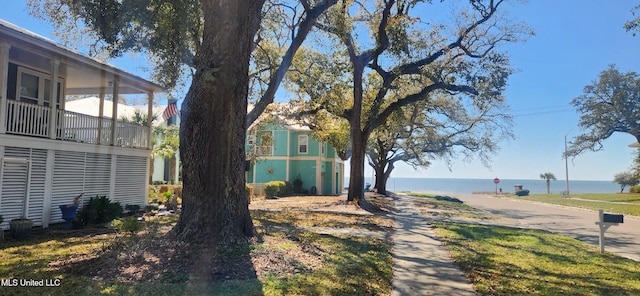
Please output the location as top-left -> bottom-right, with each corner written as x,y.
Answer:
246,122 -> 345,195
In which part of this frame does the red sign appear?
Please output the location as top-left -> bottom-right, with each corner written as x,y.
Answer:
493,178 -> 500,184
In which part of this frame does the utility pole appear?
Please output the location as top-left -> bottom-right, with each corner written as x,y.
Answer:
565,135 -> 570,197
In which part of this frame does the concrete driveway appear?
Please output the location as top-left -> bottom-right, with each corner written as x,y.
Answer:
452,194 -> 640,261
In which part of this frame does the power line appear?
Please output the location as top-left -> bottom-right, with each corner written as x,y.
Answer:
511,108 -> 575,117
510,104 -> 572,113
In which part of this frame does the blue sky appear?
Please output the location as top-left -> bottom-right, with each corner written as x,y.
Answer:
2,1 -> 639,181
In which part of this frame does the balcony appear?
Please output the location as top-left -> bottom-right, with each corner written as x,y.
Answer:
5,100 -> 149,149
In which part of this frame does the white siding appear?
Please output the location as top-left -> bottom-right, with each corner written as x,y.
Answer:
0,145 -> 148,226
1,152 -> 30,229
114,155 -> 147,207
1,147 -> 47,228
84,153 -> 112,199
51,151 -> 86,223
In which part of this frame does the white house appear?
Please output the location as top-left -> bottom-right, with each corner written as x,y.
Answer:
64,97 -> 180,184
0,20 -> 164,229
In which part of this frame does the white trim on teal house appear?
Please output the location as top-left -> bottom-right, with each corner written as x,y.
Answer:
247,123 -> 345,195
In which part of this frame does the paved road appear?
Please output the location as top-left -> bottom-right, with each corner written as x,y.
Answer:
392,194 -> 476,296
452,194 -> 640,261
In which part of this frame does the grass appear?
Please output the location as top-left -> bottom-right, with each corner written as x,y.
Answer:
511,193 -> 640,216
259,232 -> 392,295
432,222 -> 640,296
0,211 -> 392,296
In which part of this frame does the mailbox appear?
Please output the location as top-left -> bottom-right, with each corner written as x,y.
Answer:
603,213 -> 624,223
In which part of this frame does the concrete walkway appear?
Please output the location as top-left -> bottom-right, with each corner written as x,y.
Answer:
392,194 -> 476,296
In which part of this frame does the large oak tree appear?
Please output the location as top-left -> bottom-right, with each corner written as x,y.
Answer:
290,0 -> 532,202
367,94 -> 512,195
28,0 -> 338,245
567,66 -> 640,157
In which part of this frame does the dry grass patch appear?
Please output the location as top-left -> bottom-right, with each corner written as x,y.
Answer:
1,199 -> 393,296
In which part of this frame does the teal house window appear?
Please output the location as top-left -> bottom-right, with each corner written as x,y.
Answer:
298,134 -> 308,154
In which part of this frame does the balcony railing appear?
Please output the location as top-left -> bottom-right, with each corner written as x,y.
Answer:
5,100 -> 149,149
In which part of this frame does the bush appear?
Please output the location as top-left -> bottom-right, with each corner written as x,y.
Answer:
293,175 -> 303,193
264,180 -> 293,198
246,184 -> 253,203
112,216 -> 144,235
516,189 -> 530,196
124,204 -> 141,216
148,187 -> 160,203
630,185 -> 640,193
162,191 -> 172,203
79,195 -> 123,226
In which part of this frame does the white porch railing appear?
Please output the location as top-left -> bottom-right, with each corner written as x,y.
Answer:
5,99 -> 51,137
5,100 -> 149,149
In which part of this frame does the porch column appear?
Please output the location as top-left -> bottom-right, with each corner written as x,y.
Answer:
48,59 -> 60,139
109,76 -> 120,146
147,91 -> 153,149
0,42 -> 11,134
42,150 -> 55,227
97,70 -> 106,144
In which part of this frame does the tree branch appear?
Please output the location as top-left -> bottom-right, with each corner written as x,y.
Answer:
246,0 -> 338,128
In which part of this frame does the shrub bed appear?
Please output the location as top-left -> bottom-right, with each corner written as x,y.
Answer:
264,180 -> 293,198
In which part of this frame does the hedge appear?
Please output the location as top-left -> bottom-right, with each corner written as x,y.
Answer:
264,180 -> 293,198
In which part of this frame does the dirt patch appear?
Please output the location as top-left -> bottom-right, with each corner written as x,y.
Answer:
250,195 -> 371,214
250,193 -> 395,215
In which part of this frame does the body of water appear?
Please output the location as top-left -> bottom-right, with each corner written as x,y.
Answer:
345,177 -> 622,195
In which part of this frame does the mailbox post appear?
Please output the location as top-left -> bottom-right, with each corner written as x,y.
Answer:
595,209 -> 624,254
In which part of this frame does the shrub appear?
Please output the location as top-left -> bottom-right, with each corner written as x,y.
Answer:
516,189 -> 530,196
246,184 -> 253,203
112,216 -> 144,235
79,195 -> 123,226
145,204 -> 159,213
162,191 -> 172,203
148,187 -> 160,203
264,182 -> 280,198
263,180 -> 293,198
630,185 -> 640,193
124,204 -> 141,216
293,175 -> 303,193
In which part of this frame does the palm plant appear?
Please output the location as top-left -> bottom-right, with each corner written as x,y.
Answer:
540,172 -> 557,194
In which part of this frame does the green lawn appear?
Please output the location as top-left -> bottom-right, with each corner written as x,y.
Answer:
513,193 -> 640,216
407,193 -> 640,295
433,222 -> 640,296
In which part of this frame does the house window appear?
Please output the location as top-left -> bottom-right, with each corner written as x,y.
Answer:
321,142 -> 327,157
298,134 -> 308,154
16,66 -> 64,108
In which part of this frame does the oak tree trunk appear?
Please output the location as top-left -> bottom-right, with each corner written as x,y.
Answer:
374,159 -> 396,195
171,0 -> 263,246
373,159 -> 387,194
348,130 -> 367,202
347,58 -> 367,203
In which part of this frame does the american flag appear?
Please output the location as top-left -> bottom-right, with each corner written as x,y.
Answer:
162,102 -> 178,121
